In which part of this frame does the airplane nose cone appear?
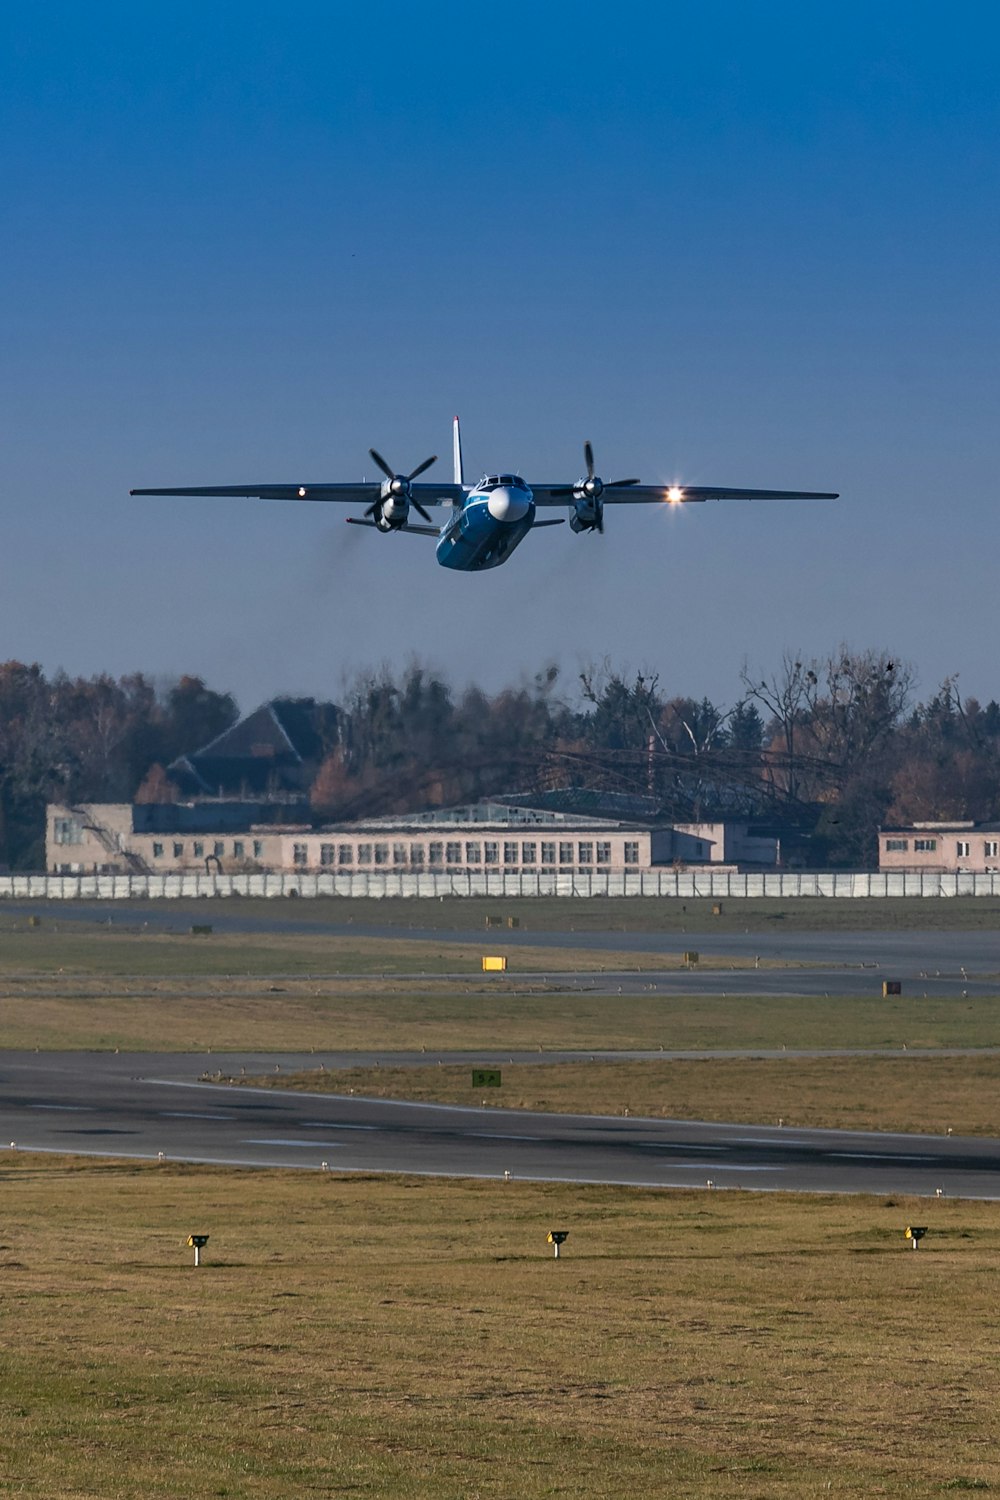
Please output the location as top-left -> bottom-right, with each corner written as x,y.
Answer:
487,487 -> 530,523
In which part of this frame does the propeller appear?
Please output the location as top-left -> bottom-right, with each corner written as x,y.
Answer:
366,449 -> 437,523
552,442 -> 639,532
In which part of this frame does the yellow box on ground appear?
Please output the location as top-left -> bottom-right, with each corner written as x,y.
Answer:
482,955 -> 507,972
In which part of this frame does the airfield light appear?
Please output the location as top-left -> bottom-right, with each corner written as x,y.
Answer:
187,1234 -> 210,1267
547,1230 -> 569,1259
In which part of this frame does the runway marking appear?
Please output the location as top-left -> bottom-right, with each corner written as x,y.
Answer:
159,1111 -> 231,1120
465,1132 -> 545,1142
643,1143 -> 726,1152
300,1121 -> 380,1131
658,1163 -> 785,1173
827,1152 -> 940,1163
243,1138 -> 346,1149
28,1103 -> 89,1111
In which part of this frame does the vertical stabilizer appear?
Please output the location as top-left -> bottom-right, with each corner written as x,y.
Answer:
453,415 -> 464,487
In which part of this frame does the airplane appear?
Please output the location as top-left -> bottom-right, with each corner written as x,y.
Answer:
131,418 -> 837,573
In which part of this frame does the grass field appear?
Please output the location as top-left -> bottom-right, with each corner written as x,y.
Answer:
243,1054 -> 1000,1136
1,1156 -> 998,1498
3,982 -> 1000,1054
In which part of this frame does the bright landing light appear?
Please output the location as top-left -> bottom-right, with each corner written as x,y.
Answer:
666,486 -> 684,504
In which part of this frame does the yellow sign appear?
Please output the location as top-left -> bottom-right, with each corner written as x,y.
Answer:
482,955 -> 507,972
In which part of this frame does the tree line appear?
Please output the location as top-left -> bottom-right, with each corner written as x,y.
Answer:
4,650 -> 999,870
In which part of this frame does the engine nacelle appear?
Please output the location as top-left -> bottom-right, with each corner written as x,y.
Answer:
375,486 -> 410,530
570,493 -> 603,533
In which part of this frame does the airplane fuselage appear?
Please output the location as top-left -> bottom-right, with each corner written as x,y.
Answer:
436,475 -> 535,572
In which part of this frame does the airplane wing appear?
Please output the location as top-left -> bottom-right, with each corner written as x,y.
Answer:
345,517 -> 440,536
530,483 -> 839,506
130,482 -> 466,506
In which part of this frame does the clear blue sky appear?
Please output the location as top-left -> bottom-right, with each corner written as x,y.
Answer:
2,1 -> 998,714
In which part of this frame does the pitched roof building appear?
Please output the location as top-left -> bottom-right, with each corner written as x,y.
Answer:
169,697 -> 341,798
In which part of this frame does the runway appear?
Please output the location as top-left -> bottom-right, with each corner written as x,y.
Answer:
3,1049 -> 998,1199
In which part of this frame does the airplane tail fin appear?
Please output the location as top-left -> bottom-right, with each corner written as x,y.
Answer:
453,415 -> 464,487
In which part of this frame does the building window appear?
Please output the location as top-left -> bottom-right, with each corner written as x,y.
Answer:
885,839 -> 908,852
429,842 -> 444,866
521,842 -> 537,865
233,841 -> 244,859
338,844 -> 353,865
292,843 -> 307,866
320,844 -> 334,867
409,843 -> 424,867
465,841 -> 481,865
578,842 -> 593,866
541,841 -> 556,866
391,843 -> 406,866
173,842 -> 184,858
213,841 -> 224,858
152,842 -> 164,858
357,843 -> 372,865
252,840 -> 263,859
596,841 -> 611,865
484,842 -> 499,865
957,841 -> 971,858
504,841 -> 518,865
914,839 -> 937,852
374,843 -> 389,866
985,841 -> 999,858
559,842 -> 573,865
624,841 -> 640,865
446,841 -> 462,865
193,841 -> 204,858
53,818 -> 83,845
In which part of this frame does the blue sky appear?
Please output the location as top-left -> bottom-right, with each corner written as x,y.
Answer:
2,1 -> 998,713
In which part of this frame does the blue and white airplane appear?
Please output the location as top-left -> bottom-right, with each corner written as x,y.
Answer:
131,418 -> 837,573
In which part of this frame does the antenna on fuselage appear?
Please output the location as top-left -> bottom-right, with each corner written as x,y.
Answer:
453,415 -> 464,487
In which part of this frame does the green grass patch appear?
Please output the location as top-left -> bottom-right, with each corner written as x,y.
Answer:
11,892 -> 1000,933
0,1157 -> 998,1497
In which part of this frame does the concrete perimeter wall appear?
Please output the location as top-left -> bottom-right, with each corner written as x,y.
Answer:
4,871 -> 1000,899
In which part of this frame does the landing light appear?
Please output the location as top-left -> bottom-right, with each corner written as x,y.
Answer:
666,486 -> 684,504
298,487 -> 307,497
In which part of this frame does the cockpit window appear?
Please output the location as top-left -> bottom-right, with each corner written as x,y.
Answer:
480,474 -> 528,492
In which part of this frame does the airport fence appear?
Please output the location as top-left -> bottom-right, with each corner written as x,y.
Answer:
10,871 -> 1000,900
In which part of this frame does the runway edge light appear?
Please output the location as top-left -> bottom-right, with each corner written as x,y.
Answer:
187,1233 -> 210,1267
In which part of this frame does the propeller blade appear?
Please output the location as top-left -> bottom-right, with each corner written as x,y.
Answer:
584,441 -> 595,479
364,498 -> 380,518
412,499 -> 433,523
606,477 -> 640,488
369,448 -> 395,481
407,454 -> 437,481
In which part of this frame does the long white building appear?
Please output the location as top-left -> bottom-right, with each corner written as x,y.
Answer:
47,798 -> 779,877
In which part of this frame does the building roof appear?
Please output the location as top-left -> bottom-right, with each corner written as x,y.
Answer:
358,794 -> 659,830
170,698 -> 341,796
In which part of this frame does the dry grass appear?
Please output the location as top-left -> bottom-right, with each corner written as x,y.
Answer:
1,1156 -> 999,1497
1,976 -> 999,1054
247,1055 -> 1000,1136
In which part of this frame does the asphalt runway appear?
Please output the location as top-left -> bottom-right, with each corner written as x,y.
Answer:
3,1049 -> 999,1199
